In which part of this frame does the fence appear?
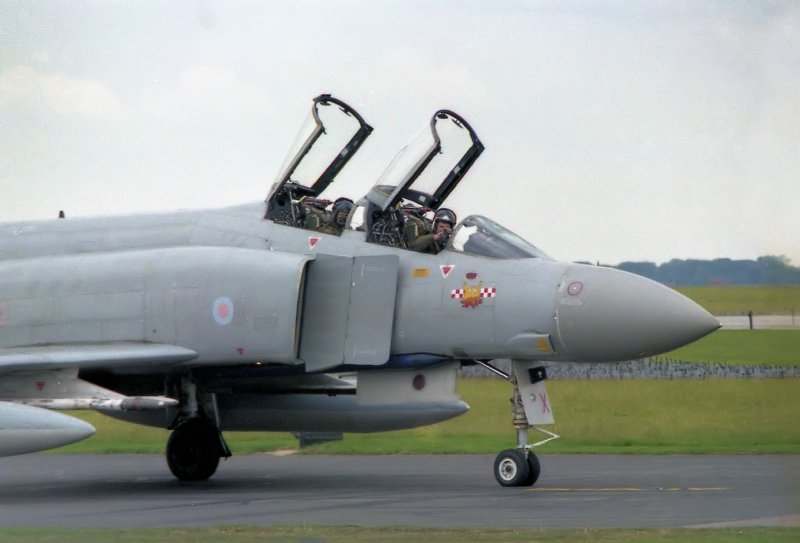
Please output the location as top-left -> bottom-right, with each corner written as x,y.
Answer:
717,313 -> 799,329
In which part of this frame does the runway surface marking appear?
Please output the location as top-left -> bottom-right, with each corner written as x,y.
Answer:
530,487 -> 730,492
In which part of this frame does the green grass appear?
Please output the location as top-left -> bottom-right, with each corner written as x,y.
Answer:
676,285 -> 800,315
56,378 -> 800,455
311,379 -> 800,455
660,329 -> 800,366
0,527 -> 796,543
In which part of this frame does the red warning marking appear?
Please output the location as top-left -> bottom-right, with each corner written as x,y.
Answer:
539,392 -> 551,414
35,381 -> 45,392
0,302 -> 7,325
309,236 -> 320,250
440,265 -> 454,278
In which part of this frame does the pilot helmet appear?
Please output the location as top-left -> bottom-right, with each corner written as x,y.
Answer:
332,197 -> 354,225
433,208 -> 457,227
333,197 -> 354,215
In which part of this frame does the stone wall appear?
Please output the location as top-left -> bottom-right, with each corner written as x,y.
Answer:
460,358 -> 800,379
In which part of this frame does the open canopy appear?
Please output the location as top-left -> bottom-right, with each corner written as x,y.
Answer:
266,94 -> 372,220
365,110 -> 483,212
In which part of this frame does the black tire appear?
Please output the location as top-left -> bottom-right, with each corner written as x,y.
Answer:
166,419 -> 221,482
493,448 -> 531,487
522,450 -> 541,486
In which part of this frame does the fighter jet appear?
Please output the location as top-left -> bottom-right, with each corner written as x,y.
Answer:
0,95 -> 719,486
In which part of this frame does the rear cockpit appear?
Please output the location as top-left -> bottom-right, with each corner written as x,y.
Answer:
265,94 -> 372,235
266,95 -> 549,259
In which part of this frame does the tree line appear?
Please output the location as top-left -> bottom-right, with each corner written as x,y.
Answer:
611,255 -> 800,286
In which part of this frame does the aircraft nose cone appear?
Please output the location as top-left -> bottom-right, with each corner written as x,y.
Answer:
555,264 -> 720,361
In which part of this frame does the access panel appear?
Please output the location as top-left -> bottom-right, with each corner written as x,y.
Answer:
300,254 -> 399,371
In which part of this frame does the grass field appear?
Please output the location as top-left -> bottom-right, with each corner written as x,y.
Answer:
57,378 -> 800,455
660,329 -> 800,366
0,527 -> 797,543
676,285 -> 800,315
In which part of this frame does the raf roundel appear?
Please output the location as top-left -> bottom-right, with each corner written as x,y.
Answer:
212,297 -> 235,325
567,281 -> 584,296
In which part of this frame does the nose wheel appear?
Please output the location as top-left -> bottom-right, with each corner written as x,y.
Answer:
494,448 -> 541,487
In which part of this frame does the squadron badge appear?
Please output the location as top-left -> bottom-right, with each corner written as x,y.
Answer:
450,272 -> 496,308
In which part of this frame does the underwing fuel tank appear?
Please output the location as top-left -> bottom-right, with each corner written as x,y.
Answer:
0,401 -> 95,456
106,363 -> 468,433
219,363 -> 468,432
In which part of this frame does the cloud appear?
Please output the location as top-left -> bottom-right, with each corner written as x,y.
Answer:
140,65 -> 269,120
0,65 -> 128,120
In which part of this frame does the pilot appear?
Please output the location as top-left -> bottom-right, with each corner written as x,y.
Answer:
305,197 -> 352,236
412,208 -> 456,254
330,197 -> 353,235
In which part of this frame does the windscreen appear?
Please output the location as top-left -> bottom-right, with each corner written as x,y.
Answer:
450,215 -> 552,260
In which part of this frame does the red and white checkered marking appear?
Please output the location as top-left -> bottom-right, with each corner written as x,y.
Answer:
450,287 -> 497,299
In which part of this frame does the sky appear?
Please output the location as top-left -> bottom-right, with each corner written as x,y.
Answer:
1,1 -> 798,265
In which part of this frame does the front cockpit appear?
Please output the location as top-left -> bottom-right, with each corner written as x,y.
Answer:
352,109 -> 484,251
266,95 -> 551,260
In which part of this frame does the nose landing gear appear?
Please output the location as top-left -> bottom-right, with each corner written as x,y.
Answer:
477,360 -> 559,487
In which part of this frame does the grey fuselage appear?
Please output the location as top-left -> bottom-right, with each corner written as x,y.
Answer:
0,202 -> 719,436
0,202 -> 718,366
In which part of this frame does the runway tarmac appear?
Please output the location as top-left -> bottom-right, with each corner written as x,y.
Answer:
0,454 -> 797,529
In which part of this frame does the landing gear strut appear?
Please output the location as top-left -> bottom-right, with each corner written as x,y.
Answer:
477,360 -> 558,487
166,374 -> 231,482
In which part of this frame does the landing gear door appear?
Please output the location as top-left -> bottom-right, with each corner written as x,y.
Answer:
512,361 -> 555,425
300,254 -> 399,372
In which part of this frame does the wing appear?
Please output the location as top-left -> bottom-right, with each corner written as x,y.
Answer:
0,342 -> 193,456
0,342 -> 198,374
